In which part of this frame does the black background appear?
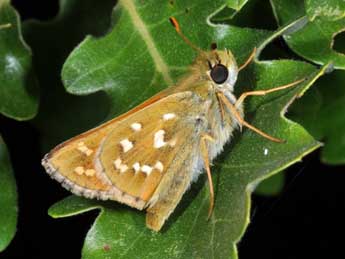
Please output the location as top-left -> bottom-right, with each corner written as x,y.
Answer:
1,1 -> 345,258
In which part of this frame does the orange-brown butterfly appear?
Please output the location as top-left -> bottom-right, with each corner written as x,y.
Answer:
42,17 -> 305,231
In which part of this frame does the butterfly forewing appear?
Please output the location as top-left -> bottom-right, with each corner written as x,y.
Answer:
43,90 -> 207,210
42,90 -> 172,204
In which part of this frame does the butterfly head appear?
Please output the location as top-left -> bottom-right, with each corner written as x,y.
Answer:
169,17 -> 238,92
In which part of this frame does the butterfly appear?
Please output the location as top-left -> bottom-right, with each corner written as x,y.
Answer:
42,17 -> 305,231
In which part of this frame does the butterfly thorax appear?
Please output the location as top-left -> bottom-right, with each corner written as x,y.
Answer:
166,50 -> 243,182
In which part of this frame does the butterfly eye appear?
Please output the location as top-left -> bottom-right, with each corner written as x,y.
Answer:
210,64 -> 229,84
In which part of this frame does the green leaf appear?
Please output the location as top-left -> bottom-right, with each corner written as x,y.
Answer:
254,172 -> 284,196
271,0 -> 345,69
305,0 -> 345,21
22,0 -> 115,150
213,0 -> 249,21
0,0 -> 38,251
289,70 -> 345,164
0,136 -> 18,252
226,0 -> 248,11
211,0 -> 277,30
271,0 -> 345,164
44,1 -> 327,258
0,0 -> 39,120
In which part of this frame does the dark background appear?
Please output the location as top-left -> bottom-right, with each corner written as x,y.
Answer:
1,0 -> 345,258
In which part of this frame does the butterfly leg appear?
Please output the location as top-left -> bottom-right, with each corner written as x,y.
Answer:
217,92 -> 283,143
238,47 -> 256,71
200,133 -> 216,219
235,78 -> 306,108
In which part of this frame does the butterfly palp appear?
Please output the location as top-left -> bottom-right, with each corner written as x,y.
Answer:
207,60 -> 213,70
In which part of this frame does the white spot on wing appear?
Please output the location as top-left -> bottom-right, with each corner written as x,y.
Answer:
154,130 -> 166,148
113,157 -> 128,173
119,164 -> 128,173
141,165 -> 153,175
133,162 -> 140,173
74,166 -> 85,175
77,142 -> 93,156
163,113 -> 176,121
120,138 -> 133,152
264,148 -> 269,156
154,161 -> 164,172
85,169 -> 96,177
114,158 -> 122,169
131,122 -> 142,131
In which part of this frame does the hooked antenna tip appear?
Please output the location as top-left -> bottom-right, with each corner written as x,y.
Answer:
169,17 -> 180,32
168,17 -> 203,53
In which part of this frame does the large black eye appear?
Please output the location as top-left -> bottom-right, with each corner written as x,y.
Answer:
210,64 -> 229,84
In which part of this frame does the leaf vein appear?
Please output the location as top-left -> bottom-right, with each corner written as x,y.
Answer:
120,0 -> 173,85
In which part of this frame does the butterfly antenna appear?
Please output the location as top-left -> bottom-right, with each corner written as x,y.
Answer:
169,17 -> 203,53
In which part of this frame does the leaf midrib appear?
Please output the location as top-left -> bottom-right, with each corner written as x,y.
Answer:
120,0 -> 173,85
